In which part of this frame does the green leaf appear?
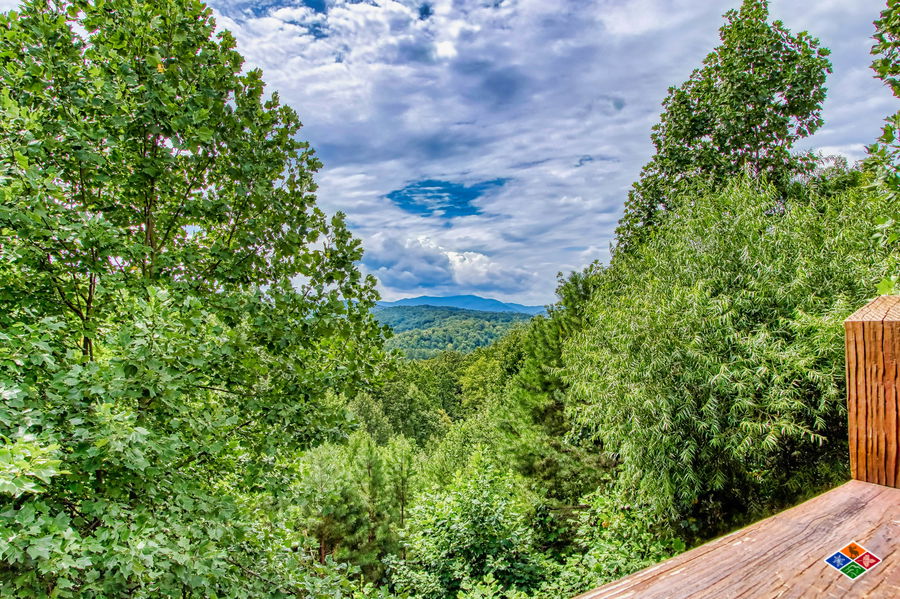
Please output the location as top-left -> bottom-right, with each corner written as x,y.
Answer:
877,276 -> 897,295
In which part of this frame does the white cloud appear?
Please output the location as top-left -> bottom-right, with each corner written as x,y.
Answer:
435,40 -> 457,59
814,144 -> 869,163
447,251 -> 537,292
596,0 -> 703,36
361,231 -> 537,300
364,233 -> 454,290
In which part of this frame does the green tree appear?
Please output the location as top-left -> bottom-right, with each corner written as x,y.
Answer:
293,440 -> 369,567
365,353 -> 472,446
376,306 -> 530,359
391,452 -> 542,599
869,0 -> 900,293
281,431 -> 421,584
347,432 -> 399,579
456,574 -> 530,599
0,0 -> 385,595
384,436 -> 418,534
615,0 -> 832,251
539,490 -> 684,598
512,265 -> 599,439
567,177 -> 889,530
349,391 -> 395,445
499,266 -> 610,506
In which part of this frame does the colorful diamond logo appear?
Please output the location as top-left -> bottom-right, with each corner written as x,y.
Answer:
824,541 -> 881,580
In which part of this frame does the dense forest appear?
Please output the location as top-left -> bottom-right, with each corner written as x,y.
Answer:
1,0 -> 899,598
375,306 -> 532,359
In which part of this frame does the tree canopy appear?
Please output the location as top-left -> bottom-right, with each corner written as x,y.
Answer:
615,0 -> 832,252
374,306 -> 531,359
0,0 -> 386,595
569,177 -> 886,522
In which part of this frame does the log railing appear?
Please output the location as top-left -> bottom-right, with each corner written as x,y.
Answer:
845,295 -> 900,489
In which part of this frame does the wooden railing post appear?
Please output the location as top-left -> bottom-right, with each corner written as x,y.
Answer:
844,296 -> 900,488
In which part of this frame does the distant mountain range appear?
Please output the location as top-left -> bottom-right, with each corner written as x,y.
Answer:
376,294 -> 545,315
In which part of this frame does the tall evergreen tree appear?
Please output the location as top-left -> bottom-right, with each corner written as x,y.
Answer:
502,264 -> 610,503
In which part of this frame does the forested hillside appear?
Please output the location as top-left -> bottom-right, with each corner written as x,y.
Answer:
2,1 -> 899,598
375,305 -> 532,358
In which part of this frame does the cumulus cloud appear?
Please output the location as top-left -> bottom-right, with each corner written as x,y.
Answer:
201,0 -> 894,303
362,232 -> 537,299
447,251 -> 536,293
363,233 -> 454,290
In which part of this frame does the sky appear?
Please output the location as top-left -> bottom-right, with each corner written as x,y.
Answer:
3,0 -> 896,305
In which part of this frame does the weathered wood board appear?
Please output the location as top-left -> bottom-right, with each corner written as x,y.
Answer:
845,295 -> 900,488
574,480 -> 900,599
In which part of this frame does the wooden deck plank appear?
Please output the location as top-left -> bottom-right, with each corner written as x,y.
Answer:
574,481 -> 900,599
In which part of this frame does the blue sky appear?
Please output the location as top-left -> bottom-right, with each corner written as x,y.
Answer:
4,0 -> 893,304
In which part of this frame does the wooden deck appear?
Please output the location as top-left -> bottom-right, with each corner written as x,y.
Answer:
575,480 -> 900,599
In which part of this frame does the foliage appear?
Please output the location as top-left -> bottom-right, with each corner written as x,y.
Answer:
349,391 -> 396,445
390,452 -> 543,599
352,352 -> 467,446
869,0 -> 900,293
567,177 -> 888,528
615,0 -> 832,251
375,306 -> 531,359
504,266 -> 611,504
288,432 -> 417,582
538,490 -> 684,598
512,267 -> 599,434
0,0 -> 385,595
456,574 -> 530,599
375,306 -> 532,334
0,433 -> 64,498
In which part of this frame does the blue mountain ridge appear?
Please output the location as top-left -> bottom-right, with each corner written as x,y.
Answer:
375,294 -> 545,315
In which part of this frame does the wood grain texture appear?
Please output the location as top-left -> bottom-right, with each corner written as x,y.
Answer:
846,296 -> 900,322
574,481 -> 900,599
886,318 -> 899,488
845,296 -> 900,488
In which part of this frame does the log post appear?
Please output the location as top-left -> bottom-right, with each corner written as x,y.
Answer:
844,296 -> 900,488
